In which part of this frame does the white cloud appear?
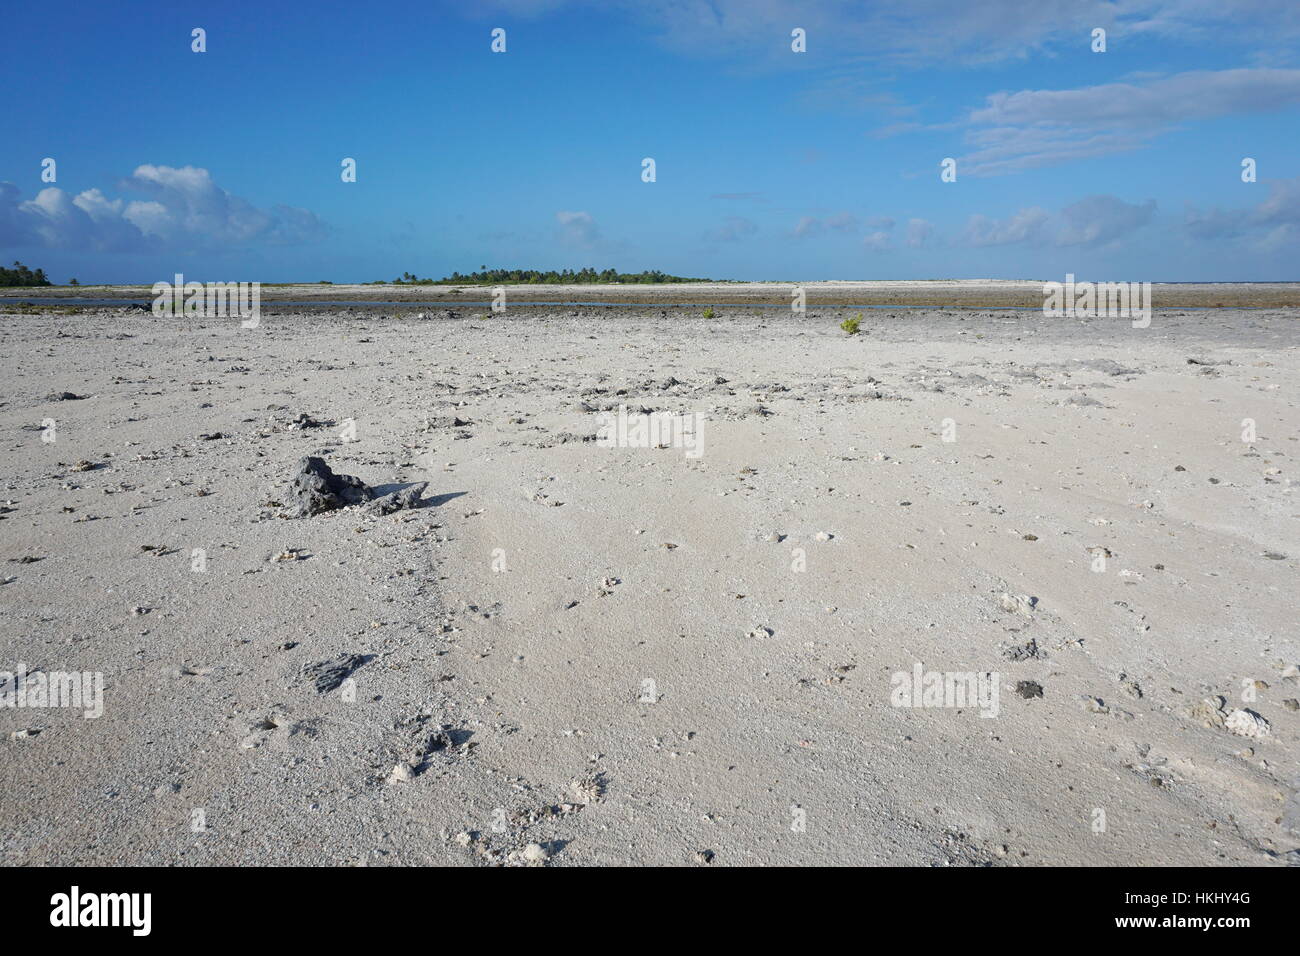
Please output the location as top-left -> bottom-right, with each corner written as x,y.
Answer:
960,195 -> 1155,248
962,207 -> 1052,246
792,216 -> 822,239
0,166 -> 326,251
969,69 -> 1300,128
955,68 -> 1300,175
555,210 -> 602,247
792,211 -> 858,238
824,212 -> 858,233
471,1 -> 1300,65
904,218 -> 934,248
1184,176 -> 1300,247
863,230 -> 892,250
706,216 -> 758,242
1056,195 -> 1157,246
553,210 -> 630,254
860,216 -> 898,250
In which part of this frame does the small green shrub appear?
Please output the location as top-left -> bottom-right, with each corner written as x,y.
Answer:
841,313 -> 862,335
703,307 -> 716,319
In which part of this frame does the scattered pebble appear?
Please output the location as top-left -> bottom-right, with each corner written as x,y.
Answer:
999,593 -> 1037,617
521,842 -> 549,863
1225,709 -> 1271,739
387,761 -> 416,785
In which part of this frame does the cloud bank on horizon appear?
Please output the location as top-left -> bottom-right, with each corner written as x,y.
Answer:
0,0 -> 1297,282
1,166 -> 326,254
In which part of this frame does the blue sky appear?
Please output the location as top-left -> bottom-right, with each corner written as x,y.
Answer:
2,0 -> 1299,282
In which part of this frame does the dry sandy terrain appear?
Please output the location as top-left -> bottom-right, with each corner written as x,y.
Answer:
1,298 -> 1297,866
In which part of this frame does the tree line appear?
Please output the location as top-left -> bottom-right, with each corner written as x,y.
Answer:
0,261 -> 52,286
380,267 -> 714,285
